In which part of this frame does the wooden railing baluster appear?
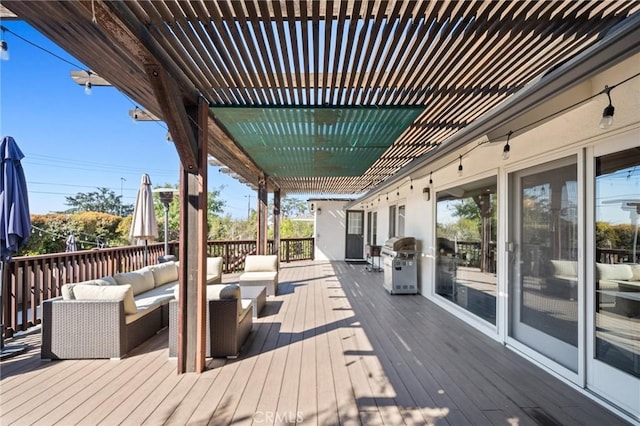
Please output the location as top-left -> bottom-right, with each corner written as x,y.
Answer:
1,238 -> 314,337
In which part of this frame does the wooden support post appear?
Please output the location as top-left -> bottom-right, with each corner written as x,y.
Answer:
257,179 -> 268,255
273,189 -> 281,264
177,98 -> 208,374
195,97 -> 208,373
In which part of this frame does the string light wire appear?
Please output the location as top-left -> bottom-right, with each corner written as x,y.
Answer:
1,25 -> 169,133
369,71 -> 640,201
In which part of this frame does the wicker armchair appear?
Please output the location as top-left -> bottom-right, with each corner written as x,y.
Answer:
168,284 -> 252,358
239,255 -> 279,296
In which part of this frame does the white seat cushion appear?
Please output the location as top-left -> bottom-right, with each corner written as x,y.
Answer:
72,284 -> 137,315
126,282 -> 178,324
240,271 -> 277,282
240,299 -> 252,320
173,283 -> 240,301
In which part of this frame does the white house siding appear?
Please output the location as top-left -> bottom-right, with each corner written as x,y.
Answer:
345,53 -> 640,421
309,199 -> 350,261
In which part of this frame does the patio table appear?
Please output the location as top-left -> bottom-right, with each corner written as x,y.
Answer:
241,285 -> 266,318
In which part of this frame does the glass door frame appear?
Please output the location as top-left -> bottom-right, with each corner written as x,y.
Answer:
586,135 -> 640,417
503,149 -> 586,386
428,169 -> 502,339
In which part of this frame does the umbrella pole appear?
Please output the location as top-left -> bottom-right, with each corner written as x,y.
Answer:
144,240 -> 149,266
0,260 -> 28,359
0,260 -> 4,349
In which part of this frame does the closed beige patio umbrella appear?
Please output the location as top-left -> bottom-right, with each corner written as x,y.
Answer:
129,173 -> 158,265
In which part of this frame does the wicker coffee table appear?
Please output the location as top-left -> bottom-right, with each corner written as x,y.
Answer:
241,285 -> 267,318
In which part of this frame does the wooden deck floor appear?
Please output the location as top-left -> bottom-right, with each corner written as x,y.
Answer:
0,260 -> 630,425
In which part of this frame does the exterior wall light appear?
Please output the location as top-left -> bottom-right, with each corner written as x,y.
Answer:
422,187 -> 430,201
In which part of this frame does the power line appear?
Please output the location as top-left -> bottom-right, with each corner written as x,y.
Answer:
2,24 -> 169,134
29,189 -> 136,199
31,224 -> 110,248
28,181 -> 140,191
0,24 -> 87,71
25,153 -> 176,175
24,161 -> 177,179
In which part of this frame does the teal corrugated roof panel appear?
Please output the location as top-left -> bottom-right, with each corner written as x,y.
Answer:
211,107 -> 424,177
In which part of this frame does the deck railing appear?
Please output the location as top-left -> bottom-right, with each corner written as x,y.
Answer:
1,238 -> 314,337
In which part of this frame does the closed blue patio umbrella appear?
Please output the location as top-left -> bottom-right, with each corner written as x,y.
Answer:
0,136 -> 31,359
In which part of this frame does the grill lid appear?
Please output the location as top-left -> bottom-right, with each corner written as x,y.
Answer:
383,237 -> 416,252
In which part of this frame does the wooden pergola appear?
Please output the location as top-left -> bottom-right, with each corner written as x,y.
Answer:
3,0 -> 639,373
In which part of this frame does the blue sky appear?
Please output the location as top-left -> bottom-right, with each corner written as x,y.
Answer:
0,21 -> 257,218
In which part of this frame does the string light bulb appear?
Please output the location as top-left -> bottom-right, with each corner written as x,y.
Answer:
84,81 -> 92,95
410,178 -> 413,190
0,26 -> 8,61
429,171 -> 433,185
458,155 -> 463,177
0,41 -> 8,61
503,131 -> 513,160
599,85 -> 615,129
132,106 -> 140,123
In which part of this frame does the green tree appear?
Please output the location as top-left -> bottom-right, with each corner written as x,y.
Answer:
65,187 -> 133,216
21,212 -> 126,255
280,198 -> 308,218
271,217 -> 313,238
153,184 -> 226,243
452,198 -> 481,222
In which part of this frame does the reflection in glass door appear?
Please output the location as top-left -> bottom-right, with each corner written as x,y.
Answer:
589,146 -> 640,417
509,157 -> 579,372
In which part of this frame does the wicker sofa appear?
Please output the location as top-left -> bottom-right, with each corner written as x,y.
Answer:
596,262 -> 640,317
168,283 -> 253,358
239,255 -> 279,296
41,258 -> 223,360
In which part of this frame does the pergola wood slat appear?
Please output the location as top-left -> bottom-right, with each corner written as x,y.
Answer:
243,1 -> 280,104
361,0 -> 404,105
4,0 -> 636,194
217,0 -> 269,104
328,0 -> 348,106
154,2 -> 230,104
186,0 -> 242,104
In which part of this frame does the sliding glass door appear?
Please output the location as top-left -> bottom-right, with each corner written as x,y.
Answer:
509,157 -> 579,372
588,145 -> 640,417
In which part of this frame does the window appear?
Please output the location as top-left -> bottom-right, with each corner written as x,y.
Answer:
436,177 -> 497,324
389,205 -> 397,238
372,211 -> 378,245
398,205 -> 406,237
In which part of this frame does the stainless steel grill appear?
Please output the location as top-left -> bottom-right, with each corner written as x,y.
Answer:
381,237 -> 418,295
